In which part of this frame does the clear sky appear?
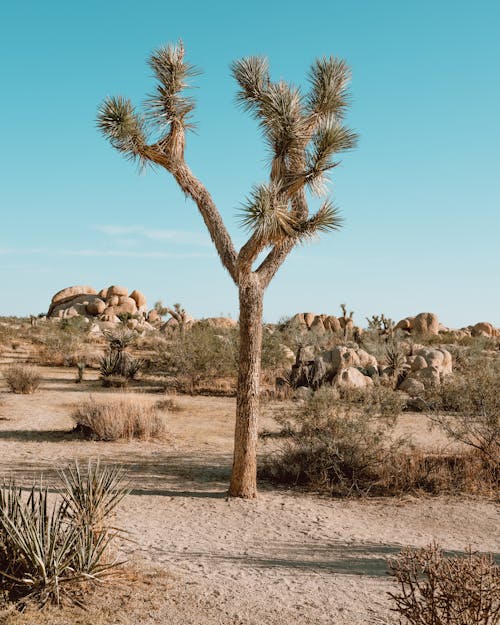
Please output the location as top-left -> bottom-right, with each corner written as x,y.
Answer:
1,0 -> 498,327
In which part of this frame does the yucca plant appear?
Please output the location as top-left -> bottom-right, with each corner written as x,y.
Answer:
99,329 -> 143,385
0,461 -> 128,606
385,340 -> 407,384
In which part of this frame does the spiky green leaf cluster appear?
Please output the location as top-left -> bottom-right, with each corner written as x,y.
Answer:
240,187 -> 342,244
239,183 -> 297,243
306,57 -> 351,120
232,58 -> 307,182
146,41 -> 199,130
96,96 -> 146,162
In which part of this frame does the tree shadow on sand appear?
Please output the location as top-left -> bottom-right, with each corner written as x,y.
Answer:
181,541 -> 500,578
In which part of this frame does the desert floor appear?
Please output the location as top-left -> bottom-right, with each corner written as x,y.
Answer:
0,353 -> 498,624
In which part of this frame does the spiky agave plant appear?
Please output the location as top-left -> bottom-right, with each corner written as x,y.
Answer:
97,42 -> 357,498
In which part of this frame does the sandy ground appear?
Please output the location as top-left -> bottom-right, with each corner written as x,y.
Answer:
0,353 -> 498,624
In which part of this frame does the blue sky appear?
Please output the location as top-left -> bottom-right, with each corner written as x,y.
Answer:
0,0 -> 498,326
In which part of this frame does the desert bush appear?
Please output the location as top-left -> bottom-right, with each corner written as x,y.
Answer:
3,365 -> 41,394
261,386 -> 405,496
388,543 -> 500,625
0,461 -> 127,606
427,358 -> 499,462
155,324 -> 238,391
33,318 -> 99,367
261,385 -> 497,496
72,396 -> 167,441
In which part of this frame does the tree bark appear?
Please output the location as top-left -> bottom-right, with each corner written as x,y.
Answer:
229,273 -> 264,498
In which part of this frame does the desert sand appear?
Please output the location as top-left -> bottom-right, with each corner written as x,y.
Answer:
0,353 -> 498,624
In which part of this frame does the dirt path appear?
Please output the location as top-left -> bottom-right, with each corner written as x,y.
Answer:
0,366 -> 498,624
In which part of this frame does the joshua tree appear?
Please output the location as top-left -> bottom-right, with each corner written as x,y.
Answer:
340,303 -> 354,340
97,42 -> 357,498
155,300 -> 190,337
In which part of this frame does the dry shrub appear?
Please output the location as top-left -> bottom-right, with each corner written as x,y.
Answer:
388,543 -> 500,625
260,386 -> 406,496
72,396 -> 167,441
381,448 -> 498,496
427,359 -> 499,463
260,386 -> 498,496
2,365 -> 41,394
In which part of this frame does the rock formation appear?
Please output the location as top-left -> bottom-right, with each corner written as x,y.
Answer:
47,285 -> 149,323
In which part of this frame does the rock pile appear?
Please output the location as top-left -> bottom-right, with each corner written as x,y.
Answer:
47,285 -> 151,323
288,342 -> 454,396
290,345 -> 377,391
288,313 -> 350,334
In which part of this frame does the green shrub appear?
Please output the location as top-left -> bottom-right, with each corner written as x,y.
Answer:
388,543 -> 500,625
0,461 -> 127,606
3,365 -> 41,394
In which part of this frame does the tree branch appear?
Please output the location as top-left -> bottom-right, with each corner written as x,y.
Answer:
144,143 -> 238,284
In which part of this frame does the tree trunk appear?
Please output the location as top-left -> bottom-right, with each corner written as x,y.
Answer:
229,273 -> 264,498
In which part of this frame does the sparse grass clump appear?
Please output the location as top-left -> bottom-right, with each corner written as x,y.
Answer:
3,365 -> 41,394
72,396 -> 167,441
0,461 -> 127,607
388,543 -> 500,625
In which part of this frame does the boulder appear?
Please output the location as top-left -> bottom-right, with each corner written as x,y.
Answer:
106,295 -> 120,307
329,346 -> 361,374
288,313 -> 307,328
86,300 -> 106,316
48,285 -> 97,315
324,315 -> 342,333
97,288 -> 108,299
412,312 -> 439,336
410,366 -> 440,388
130,289 -> 147,308
416,347 -> 452,375
410,355 -> 428,372
399,377 -> 425,396
202,317 -> 238,329
113,300 -> 137,316
51,294 -> 105,319
147,309 -> 160,323
303,313 -> 316,328
471,322 -> 496,337
117,296 -> 138,311
395,317 -> 414,332
107,285 -> 128,297
357,349 -> 378,369
310,316 -> 326,333
334,367 -> 374,390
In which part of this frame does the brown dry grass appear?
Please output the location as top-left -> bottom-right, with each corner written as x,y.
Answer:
72,395 -> 168,441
